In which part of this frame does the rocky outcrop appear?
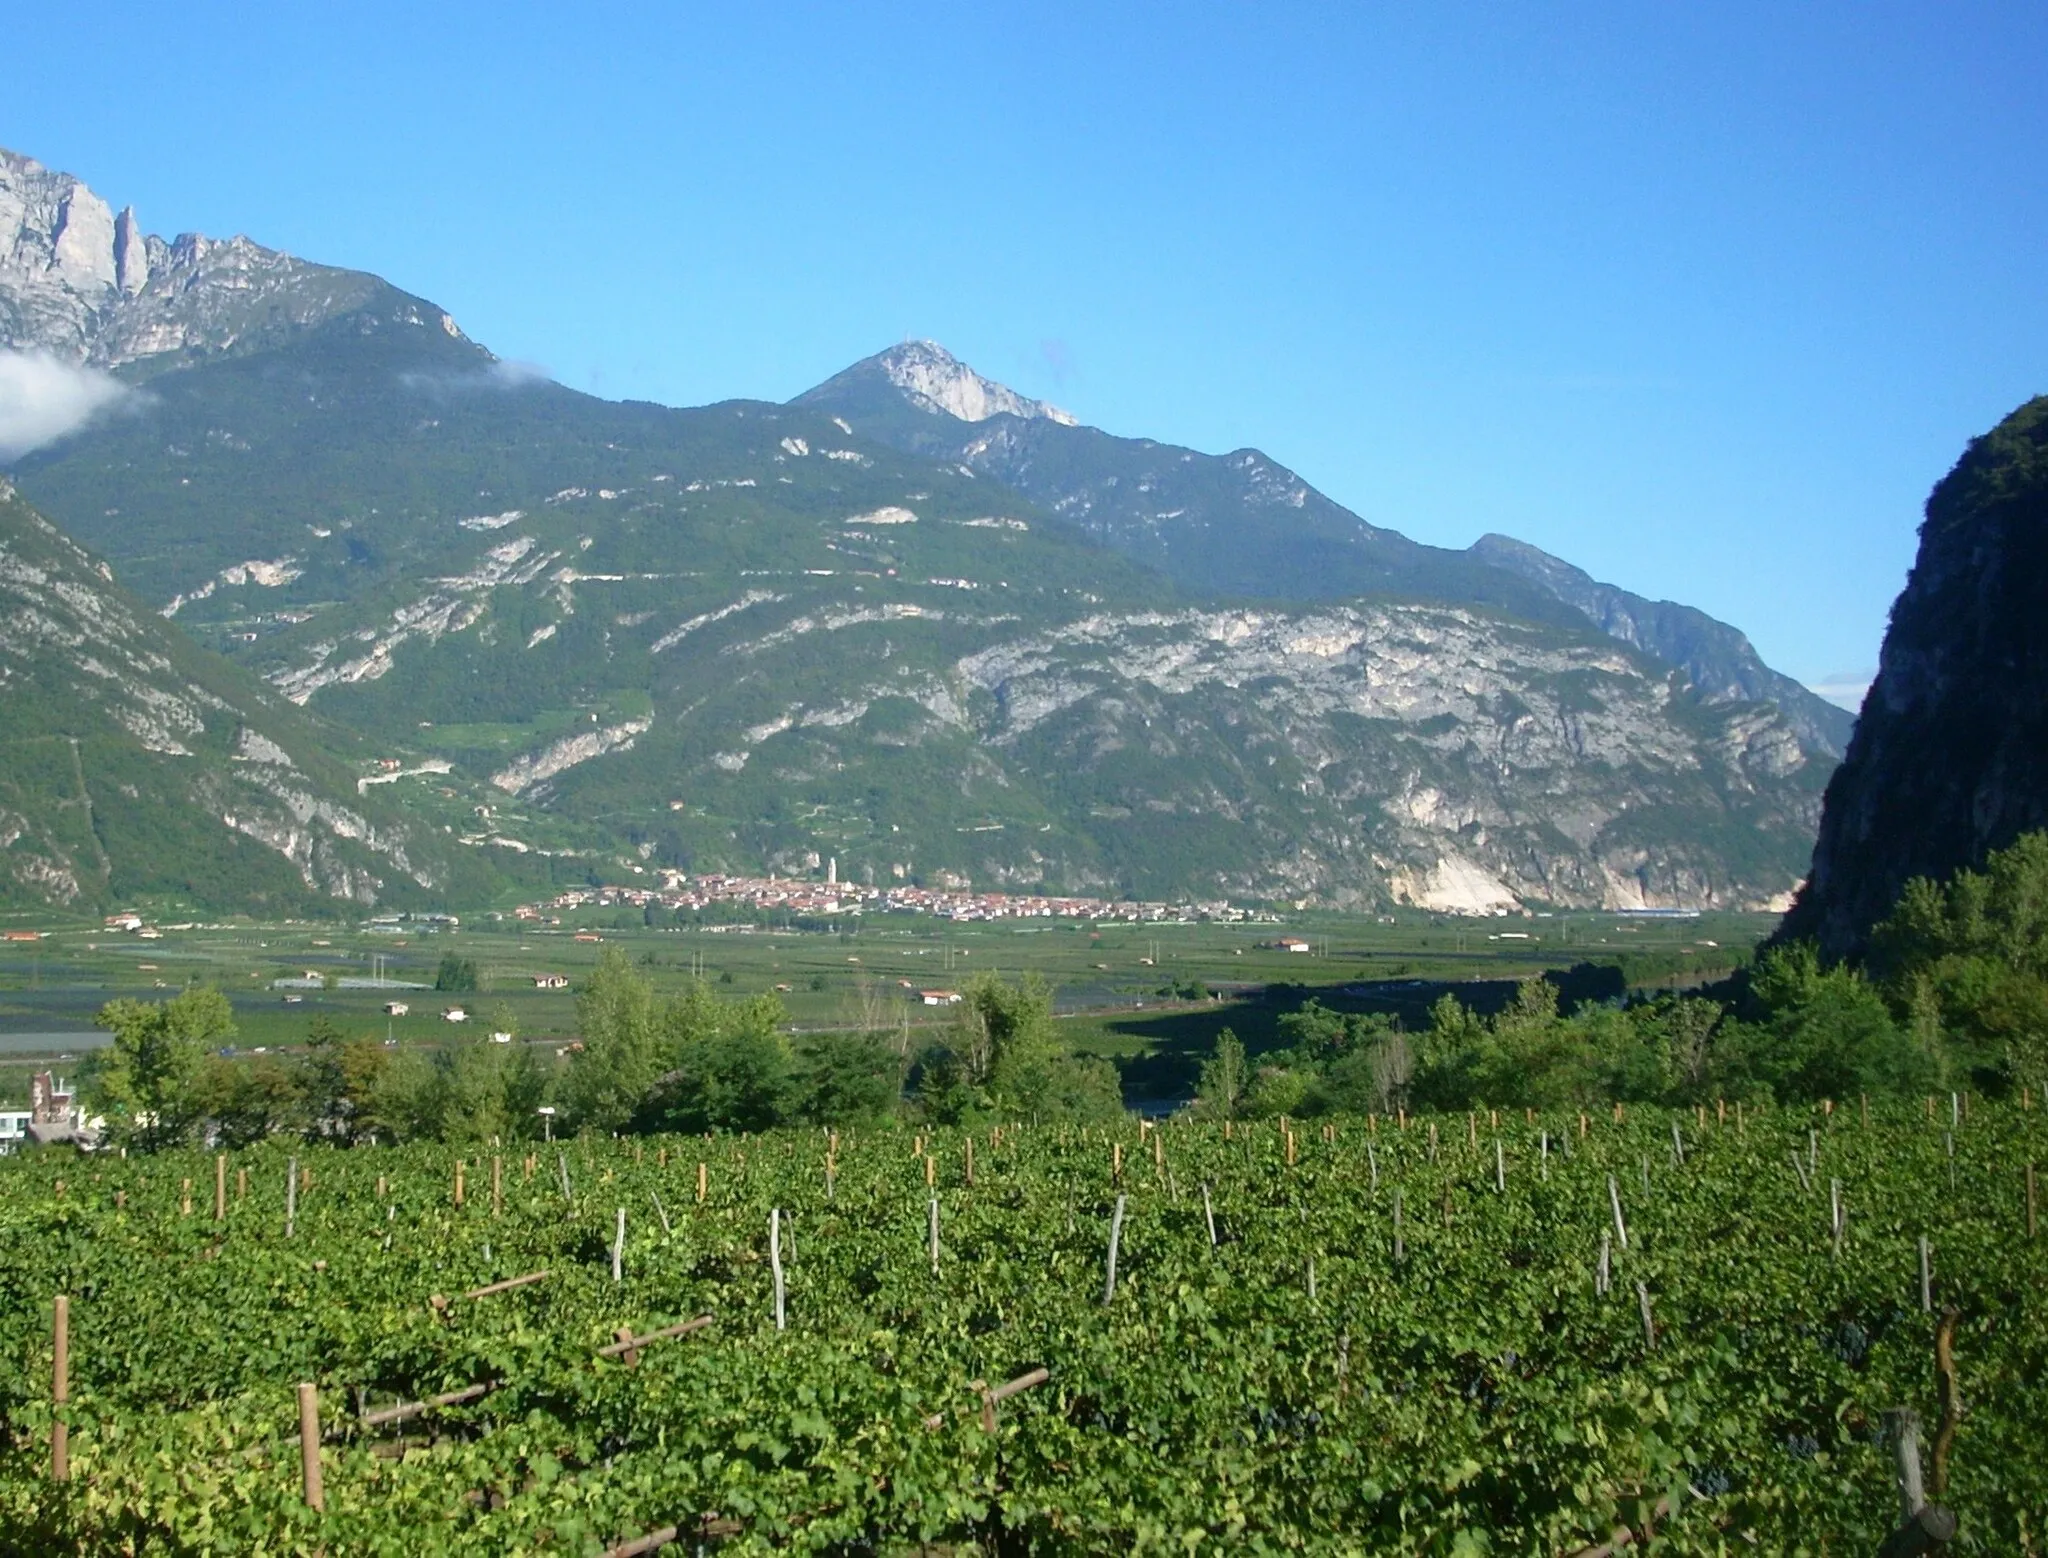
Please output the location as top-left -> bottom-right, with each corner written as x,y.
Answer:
1780,396 -> 2048,958
0,146 -> 449,369
1468,532 -> 1855,757
801,340 -> 1077,426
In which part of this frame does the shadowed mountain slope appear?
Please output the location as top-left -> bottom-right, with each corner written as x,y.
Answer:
1781,396 -> 2048,958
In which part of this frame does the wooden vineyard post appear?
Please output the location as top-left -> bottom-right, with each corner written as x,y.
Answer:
1636,1282 -> 1657,1349
215,1154 -> 226,1222
375,1174 -> 386,1199
697,1161 -> 707,1204
1495,1138 -> 1505,1193
964,1136 -> 974,1187
297,1381 -> 323,1511
454,1160 -> 465,1208
1579,1112 -> 1588,1139
1392,1189 -> 1404,1265
1202,1183 -> 1217,1247
180,1178 -> 192,1217
1103,1193 -> 1127,1304
924,1153 -> 935,1189
612,1208 -> 625,1283
1608,1176 -> 1629,1250
237,1166 -> 248,1201
1882,1407 -> 1958,1555
1285,1128 -> 1296,1167
51,1295 -> 68,1481
1920,1237 -> 1933,1312
492,1155 -> 503,1218
769,1208 -> 786,1331
286,1156 -> 298,1238
1612,1101 -> 1624,1124
929,1197 -> 941,1273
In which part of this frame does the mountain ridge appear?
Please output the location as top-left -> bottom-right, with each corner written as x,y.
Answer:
0,144 -> 1840,913
0,476 -> 498,913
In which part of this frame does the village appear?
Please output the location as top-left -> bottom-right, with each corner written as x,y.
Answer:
512,868 -> 1274,929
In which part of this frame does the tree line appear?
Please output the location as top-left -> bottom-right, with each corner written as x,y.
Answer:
77,951 -> 1121,1152
1193,831 -> 2048,1120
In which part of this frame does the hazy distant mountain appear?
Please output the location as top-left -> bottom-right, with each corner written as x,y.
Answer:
1466,533 -> 1854,757
1,147 -> 1839,911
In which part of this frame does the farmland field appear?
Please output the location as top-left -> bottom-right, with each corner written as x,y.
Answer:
0,1102 -> 2040,1553
0,908 -> 1776,1098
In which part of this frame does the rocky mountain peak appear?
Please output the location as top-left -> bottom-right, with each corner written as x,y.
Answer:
0,145 -> 443,370
815,339 -> 1079,426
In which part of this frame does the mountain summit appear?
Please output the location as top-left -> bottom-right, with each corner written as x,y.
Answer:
0,146 -> 455,370
0,145 -> 1842,912
798,340 -> 1077,426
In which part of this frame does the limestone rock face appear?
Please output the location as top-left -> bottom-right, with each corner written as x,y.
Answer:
1780,396 -> 2048,958
0,146 -> 441,368
114,205 -> 148,295
802,339 -> 1079,426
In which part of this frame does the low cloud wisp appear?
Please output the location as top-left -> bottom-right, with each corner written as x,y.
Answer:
0,351 -> 135,463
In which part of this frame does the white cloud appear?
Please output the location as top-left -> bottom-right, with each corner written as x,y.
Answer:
0,350 -> 135,462
488,358 -> 551,387
1808,670 -> 1875,711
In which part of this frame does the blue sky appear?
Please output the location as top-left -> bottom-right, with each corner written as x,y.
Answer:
13,2 -> 2046,696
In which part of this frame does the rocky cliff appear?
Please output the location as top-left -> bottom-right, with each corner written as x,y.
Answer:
0,146 -> 451,370
1780,396 -> 2048,958
1468,532 -> 1855,756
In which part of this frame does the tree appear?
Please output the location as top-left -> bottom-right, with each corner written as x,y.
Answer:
797,1031 -> 900,1126
1195,1028 -> 1248,1119
301,1016 -> 392,1144
435,953 -> 481,993
559,948 -> 660,1133
196,1052 -> 303,1148
1723,943 -> 1936,1101
1869,830 -> 2048,1093
642,985 -> 795,1134
86,987 -> 236,1151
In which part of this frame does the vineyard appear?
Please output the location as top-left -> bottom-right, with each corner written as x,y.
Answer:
0,1103 -> 2041,1554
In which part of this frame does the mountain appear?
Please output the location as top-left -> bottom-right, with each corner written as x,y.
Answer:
0,477 -> 497,913
797,343 -> 1592,622
1780,396 -> 2048,959
1,147 -> 1839,912
1,147 -> 442,371
1466,533 -> 1855,756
